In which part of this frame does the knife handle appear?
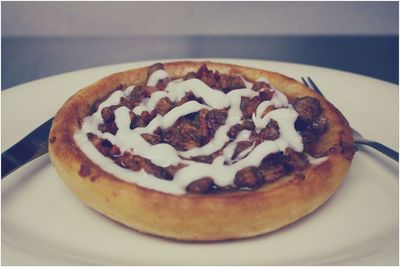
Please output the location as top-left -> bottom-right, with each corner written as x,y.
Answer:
1,118 -> 53,178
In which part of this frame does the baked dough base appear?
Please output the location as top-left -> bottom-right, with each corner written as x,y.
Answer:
49,61 -> 354,241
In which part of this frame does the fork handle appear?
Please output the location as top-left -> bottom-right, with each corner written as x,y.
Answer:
355,140 -> 399,162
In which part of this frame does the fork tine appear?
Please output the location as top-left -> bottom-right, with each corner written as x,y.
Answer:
301,77 -> 309,88
306,77 -> 325,97
304,78 -> 398,162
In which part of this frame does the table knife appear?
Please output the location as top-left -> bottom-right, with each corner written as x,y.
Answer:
1,118 -> 53,178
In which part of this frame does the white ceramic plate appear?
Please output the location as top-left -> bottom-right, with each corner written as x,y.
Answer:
2,59 -> 398,265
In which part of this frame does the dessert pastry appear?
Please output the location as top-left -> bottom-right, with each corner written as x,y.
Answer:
49,61 -> 355,241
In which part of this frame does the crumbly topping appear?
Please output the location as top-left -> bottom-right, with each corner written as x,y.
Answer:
75,63 -> 328,195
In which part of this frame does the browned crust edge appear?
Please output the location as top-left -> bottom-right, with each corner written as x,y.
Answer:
48,61 -> 355,241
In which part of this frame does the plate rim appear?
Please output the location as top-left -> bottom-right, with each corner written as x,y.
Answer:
2,57 -> 398,95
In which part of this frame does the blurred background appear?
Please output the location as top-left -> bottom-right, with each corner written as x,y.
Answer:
2,1 -> 399,89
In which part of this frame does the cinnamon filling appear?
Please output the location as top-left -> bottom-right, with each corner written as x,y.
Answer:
75,63 -> 329,195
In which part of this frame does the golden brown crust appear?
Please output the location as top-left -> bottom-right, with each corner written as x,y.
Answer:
49,61 -> 355,241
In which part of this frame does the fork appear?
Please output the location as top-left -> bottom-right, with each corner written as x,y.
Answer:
301,77 -> 399,162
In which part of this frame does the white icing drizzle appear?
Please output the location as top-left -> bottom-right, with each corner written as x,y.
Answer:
99,90 -> 125,111
238,74 -> 253,89
147,69 -> 169,87
179,88 -> 257,158
237,143 -> 255,160
175,141 -> 281,188
226,89 -> 258,124
160,101 -> 209,129
252,89 -> 290,131
74,71 -> 324,195
165,79 -> 229,109
124,85 -> 136,95
223,130 -> 252,164
179,124 -> 230,158
74,132 -> 184,194
307,155 -> 329,165
256,77 -> 270,83
132,91 -> 168,115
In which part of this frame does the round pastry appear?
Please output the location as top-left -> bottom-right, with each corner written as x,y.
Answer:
49,61 -> 355,241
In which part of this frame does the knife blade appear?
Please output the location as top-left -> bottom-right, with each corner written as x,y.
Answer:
1,117 -> 53,178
